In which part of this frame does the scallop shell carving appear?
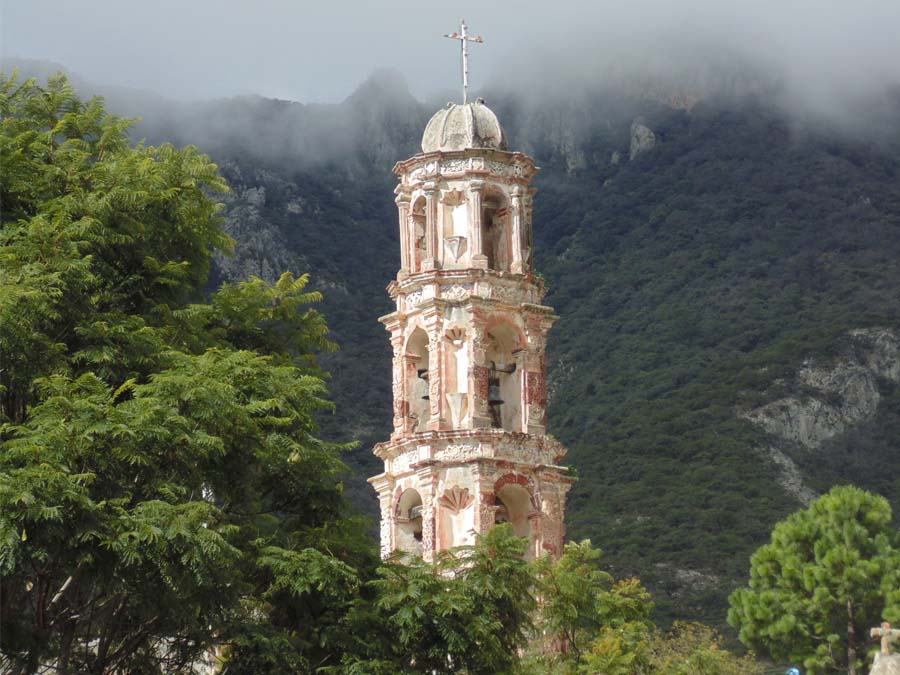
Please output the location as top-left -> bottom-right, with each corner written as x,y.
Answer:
444,327 -> 466,345
438,485 -> 475,514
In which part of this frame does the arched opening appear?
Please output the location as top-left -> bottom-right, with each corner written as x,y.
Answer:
495,480 -> 536,561
483,193 -> 510,272
406,327 -> 430,432
396,488 -> 424,556
485,321 -> 522,431
411,196 -> 427,272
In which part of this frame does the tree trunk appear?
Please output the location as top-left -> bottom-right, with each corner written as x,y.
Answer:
847,598 -> 858,675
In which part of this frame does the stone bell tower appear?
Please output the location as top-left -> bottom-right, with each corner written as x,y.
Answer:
369,97 -> 573,562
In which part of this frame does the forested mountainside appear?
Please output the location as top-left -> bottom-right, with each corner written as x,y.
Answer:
23,62 -> 900,627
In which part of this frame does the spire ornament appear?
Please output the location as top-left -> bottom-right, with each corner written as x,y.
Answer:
444,19 -> 484,105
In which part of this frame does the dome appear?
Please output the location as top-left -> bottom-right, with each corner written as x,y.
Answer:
421,98 -> 507,153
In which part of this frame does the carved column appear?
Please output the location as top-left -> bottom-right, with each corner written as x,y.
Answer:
390,331 -> 406,437
423,182 -> 439,271
524,317 -> 549,435
416,466 -> 438,562
474,467 -> 496,534
468,180 -> 487,269
470,315 -> 492,428
395,192 -> 411,276
371,476 -> 395,558
425,311 -> 444,430
510,185 -> 525,274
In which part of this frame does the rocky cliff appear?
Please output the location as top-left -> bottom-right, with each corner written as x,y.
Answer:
743,328 -> 900,505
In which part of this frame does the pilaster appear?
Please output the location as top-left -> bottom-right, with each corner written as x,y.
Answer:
468,179 -> 487,269
423,182 -> 440,271
395,191 -> 411,275
510,185 -> 525,274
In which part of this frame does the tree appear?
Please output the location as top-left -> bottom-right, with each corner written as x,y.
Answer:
522,540 -> 761,675
641,621 -> 765,675
341,525 -> 536,675
728,485 -> 900,674
0,73 -> 372,673
528,539 -> 654,673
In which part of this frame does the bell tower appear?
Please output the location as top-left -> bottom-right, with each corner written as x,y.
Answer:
368,91 -> 573,561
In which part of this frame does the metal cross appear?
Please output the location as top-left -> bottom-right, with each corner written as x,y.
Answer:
444,19 -> 483,105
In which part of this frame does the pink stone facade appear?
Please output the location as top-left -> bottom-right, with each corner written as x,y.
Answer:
370,116 -> 573,561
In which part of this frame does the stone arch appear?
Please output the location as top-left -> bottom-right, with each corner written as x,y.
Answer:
482,190 -> 510,272
483,318 -> 524,431
395,487 -> 424,556
405,327 -> 430,432
493,473 -> 540,560
410,195 -> 427,272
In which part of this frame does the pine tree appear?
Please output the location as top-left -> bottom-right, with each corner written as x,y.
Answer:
728,485 -> 900,674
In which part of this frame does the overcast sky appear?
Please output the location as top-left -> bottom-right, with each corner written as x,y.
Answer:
3,0 -> 900,107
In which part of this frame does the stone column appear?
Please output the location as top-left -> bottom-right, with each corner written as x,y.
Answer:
524,317 -> 549,435
395,193 -> 411,276
390,331 -> 406,437
510,185 -> 525,274
416,466 -> 438,561
470,316 -> 492,428
468,180 -> 487,269
425,311 -> 444,430
475,468 -> 497,534
423,182 -> 439,271
370,475 -> 395,558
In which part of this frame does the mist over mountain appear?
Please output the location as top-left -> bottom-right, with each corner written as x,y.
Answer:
7,58 -> 900,629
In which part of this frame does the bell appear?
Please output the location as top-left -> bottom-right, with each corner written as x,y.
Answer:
409,505 -> 423,520
488,377 -> 504,405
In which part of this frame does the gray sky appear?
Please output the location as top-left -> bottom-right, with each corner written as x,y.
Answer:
3,0 -> 900,108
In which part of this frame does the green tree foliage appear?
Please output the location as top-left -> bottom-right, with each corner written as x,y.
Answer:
0,73 -> 371,673
340,525 -> 536,675
530,540 -> 654,671
523,541 -> 761,675
728,485 -> 900,674
640,622 -> 765,675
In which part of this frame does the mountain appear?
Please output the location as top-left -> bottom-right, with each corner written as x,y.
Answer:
10,61 -> 900,629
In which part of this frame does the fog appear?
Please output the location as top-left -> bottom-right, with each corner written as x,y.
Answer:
3,0 -> 900,125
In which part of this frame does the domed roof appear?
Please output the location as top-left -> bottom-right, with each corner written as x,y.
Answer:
421,98 -> 507,153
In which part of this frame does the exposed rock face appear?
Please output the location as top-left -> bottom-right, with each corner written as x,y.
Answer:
744,329 -> 900,449
629,116 -> 656,159
764,446 -> 818,506
872,654 -> 900,675
742,328 -> 900,505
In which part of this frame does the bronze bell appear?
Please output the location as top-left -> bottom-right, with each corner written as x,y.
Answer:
488,377 -> 504,405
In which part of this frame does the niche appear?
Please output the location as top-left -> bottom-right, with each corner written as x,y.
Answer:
410,196 -> 427,272
406,328 -> 430,432
483,194 -> 510,272
485,321 -> 522,431
396,488 -> 424,556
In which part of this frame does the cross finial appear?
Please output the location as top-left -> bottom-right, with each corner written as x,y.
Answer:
444,19 -> 484,105
871,621 -> 900,655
